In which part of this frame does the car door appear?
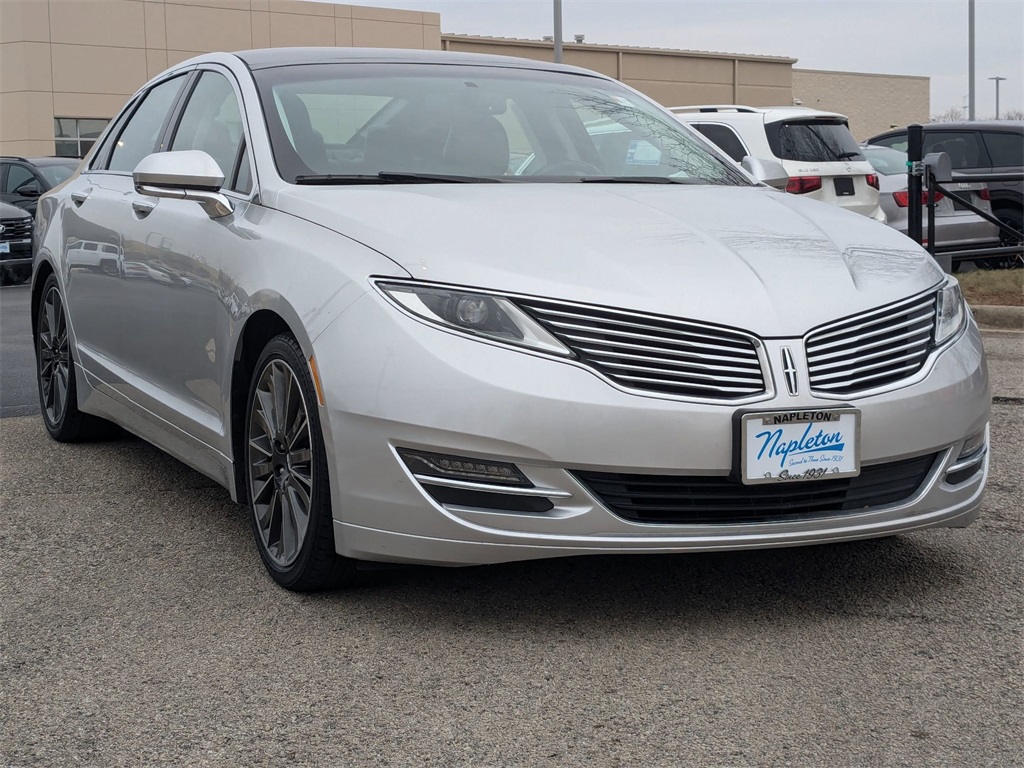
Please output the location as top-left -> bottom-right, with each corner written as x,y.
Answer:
60,73 -> 190,390
114,67 -> 255,455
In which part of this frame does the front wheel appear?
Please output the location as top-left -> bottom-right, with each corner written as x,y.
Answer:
244,334 -> 356,591
36,274 -> 118,442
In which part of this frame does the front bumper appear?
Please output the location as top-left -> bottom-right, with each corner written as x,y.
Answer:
313,291 -> 990,566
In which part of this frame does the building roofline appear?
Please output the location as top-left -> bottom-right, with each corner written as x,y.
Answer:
440,34 -> 798,64
794,67 -> 929,81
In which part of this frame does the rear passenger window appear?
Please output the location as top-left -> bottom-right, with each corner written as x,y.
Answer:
171,72 -> 246,181
922,132 -> 987,170
873,134 -> 908,152
982,131 -> 1024,168
107,75 -> 187,173
693,124 -> 748,162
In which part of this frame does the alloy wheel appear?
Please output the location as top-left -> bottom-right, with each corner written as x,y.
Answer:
247,359 -> 315,568
38,286 -> 71,426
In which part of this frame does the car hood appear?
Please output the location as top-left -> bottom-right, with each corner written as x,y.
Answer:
275,183 -> 944,336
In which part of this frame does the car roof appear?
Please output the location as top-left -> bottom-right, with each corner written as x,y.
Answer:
233,47 -> 605,79
0,156 -> 79,165
872,121 -> 1024,137
669,105 -> 849,122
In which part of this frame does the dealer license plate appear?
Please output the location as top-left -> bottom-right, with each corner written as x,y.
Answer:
0,242 -> 9,254
740,409 -> 860,485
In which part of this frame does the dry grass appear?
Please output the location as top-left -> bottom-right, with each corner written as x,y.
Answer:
958,268 -> 1024,307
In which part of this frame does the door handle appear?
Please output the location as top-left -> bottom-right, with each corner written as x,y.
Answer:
132,199 -> 157,217
71,188 -> 92,207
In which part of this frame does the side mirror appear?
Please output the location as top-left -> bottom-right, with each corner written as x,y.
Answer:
133,150 -> 233,218
15,181 -> 42,198
741,156 -> 790,190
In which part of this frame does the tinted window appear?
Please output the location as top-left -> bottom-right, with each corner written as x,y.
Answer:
872,133 -> 908,152
922,132 -> 987,170
768,120 -> 864,162
982,131 -> 1024,168
253,63 -> 751,186
862,147 -> 907,176
171,72 -> 246,180
108,75 -> 187,173
693,123 -> 749,162
5,164 -> 35,193
36,162 -> 78,188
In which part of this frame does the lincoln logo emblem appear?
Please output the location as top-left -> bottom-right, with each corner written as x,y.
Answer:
781,346 -> 798,396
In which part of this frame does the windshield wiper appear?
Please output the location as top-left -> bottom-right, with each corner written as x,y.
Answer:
836,151 -> 862,160
578,176 -> 702,184
293,171 -> 502,185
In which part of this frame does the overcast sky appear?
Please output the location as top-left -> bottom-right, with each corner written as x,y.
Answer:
336,0 -> 1023,117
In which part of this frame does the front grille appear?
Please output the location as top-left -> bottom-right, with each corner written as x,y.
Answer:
0,217 -> 32,240
804,291 -> 936,396
517,298 -> 766,400
575,453 -> 938,525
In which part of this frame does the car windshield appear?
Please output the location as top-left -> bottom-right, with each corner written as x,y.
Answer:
863,147 -> 908,176
768,119 -> 865,163
253,62 -> 751,186
35,162 -> 78,187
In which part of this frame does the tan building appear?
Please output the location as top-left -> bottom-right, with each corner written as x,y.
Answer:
0,0 -> 928,157
0,0 -> 441,156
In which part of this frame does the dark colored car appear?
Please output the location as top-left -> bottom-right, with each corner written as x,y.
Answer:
0,156 -> 80,216
0,200 -> 33,285
866,122 -> 1023,248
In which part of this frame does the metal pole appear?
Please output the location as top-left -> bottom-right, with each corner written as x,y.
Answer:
968,0 -> 975,120
989,76 -> 1006,118
553,0 -> 563,63
907,124 -> 924,246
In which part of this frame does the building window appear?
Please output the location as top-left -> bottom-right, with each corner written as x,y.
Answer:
54,117 -> 110,158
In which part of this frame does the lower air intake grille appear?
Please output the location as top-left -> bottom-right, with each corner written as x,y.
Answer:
574,453 -> 938,525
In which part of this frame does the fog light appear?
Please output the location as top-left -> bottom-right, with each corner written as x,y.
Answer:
397,448 -> 532,486
957,425 -> 987,460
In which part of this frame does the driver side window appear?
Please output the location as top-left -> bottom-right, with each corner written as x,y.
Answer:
170,71 -> 249,193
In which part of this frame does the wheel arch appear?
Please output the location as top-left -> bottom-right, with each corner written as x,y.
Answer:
30,259 -> 56,342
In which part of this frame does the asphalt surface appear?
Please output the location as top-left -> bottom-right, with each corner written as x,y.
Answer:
1,282 -> 1022,766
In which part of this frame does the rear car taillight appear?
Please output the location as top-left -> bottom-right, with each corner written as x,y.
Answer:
893,190 -> 945,207
866,174 -> 879,190
786,176 -> 822,194
978,188 -> 991,200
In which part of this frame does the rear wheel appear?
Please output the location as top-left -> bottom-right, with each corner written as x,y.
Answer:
36,274 -> 118,441
245,334 -> 356,591
994,206 -> 1023,269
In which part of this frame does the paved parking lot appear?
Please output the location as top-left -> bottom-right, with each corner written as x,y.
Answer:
1,283 -> 1022,766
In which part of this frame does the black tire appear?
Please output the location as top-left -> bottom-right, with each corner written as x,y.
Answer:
244,334 -> 356,591
994,206 -> 1023,269
35,274 -> 119,442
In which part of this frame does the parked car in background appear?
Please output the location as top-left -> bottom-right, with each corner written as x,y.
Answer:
862,145 -> 999,263
1,156 -> 81,216
0,200 -> 33,285
670,105 -> 884,222
33,49 -> 989,592
865,121 -> 1023,248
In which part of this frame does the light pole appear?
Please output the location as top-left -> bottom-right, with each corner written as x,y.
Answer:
553,0 -> 563,63
968,0 -> 975,120
989,76 -> 1007,118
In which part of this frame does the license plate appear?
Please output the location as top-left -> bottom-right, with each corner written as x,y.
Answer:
834,177 -> 855,196
0,242 -> 9,254
740,409 -> 860,485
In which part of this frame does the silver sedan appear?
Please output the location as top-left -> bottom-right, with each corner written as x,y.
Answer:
33,48 -> 990,591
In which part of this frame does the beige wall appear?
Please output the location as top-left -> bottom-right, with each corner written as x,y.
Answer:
0,0 -> 441,155
442,35 -> 794,109
793,68 -> 929,141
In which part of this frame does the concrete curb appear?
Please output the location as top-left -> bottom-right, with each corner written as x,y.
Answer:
972,304 -> 1024,331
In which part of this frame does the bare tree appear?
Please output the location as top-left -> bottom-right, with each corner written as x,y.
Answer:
931,107 -> 965,123
1001,108 -> 1024,121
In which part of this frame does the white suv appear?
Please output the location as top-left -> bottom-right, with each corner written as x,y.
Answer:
670,105 -> 884,222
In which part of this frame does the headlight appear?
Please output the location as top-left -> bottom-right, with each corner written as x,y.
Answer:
375,281 -> 571,356
934,278 -> 966,345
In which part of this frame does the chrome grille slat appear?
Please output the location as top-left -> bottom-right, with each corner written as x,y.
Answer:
547,321 -> 760,359
577,348 -> 761,374
517,298 -> 766,400
0,218 -> 32,238
805,291 -> 937,396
